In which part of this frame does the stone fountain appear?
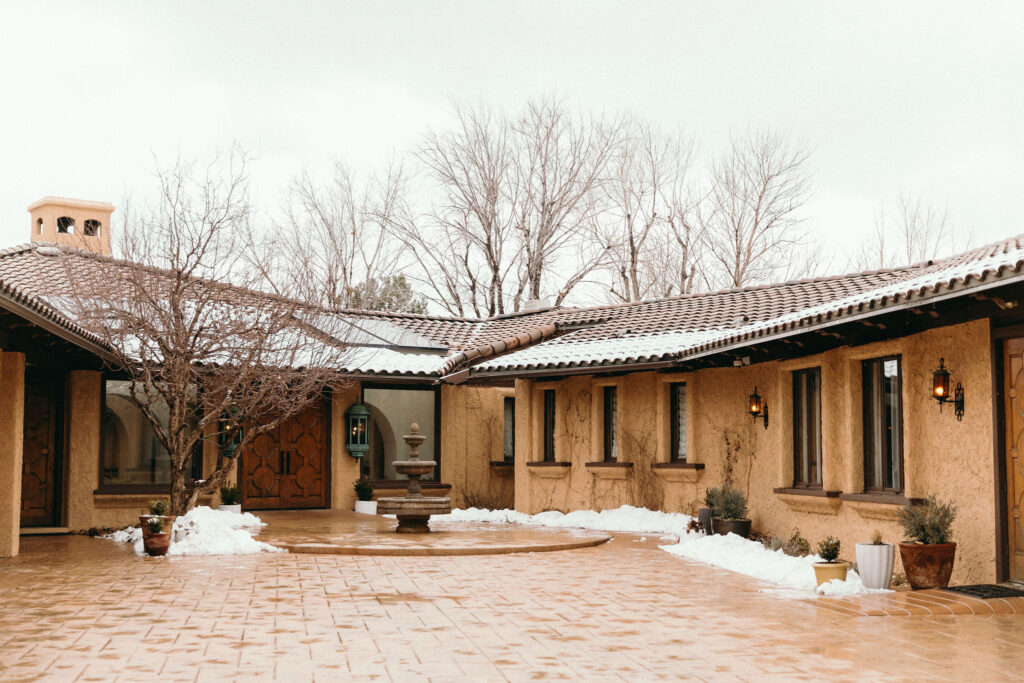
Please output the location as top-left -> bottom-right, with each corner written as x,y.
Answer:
376,423 -> 451,533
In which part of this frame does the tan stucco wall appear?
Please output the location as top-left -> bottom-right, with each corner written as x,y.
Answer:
331,382 -> 362,512
513,319 -> 997,584
0,352 -> 25,556
441,385 -> 515,509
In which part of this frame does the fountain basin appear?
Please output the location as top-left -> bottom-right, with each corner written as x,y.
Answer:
377,497 -> 452,533
393,461 -> 437,477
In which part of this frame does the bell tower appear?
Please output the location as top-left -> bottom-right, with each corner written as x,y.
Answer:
28,196 -> 114,255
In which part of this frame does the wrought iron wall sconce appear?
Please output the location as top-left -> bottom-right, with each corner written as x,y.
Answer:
932,358 -> 965,421
748,386 -> 769,429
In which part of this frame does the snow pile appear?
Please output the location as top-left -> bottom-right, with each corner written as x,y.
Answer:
103,506 -> 283,556
435,505 -> 692,537
660,531 -> 889,596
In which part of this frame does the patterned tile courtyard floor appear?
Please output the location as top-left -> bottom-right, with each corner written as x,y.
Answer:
2,529 -> 1024,682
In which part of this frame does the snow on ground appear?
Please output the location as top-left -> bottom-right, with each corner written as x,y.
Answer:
102,506 -> 283,556
438,505 -> 887,596
434,505 -> 692,538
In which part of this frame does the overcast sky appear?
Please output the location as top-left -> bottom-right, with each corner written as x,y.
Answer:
1,1 -> 1021,268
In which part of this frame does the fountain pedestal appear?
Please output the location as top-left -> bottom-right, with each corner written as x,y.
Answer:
376,423 -> 451,533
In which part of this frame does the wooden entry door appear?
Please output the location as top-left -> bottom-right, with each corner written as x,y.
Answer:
1003,338 -> 1024,582
241,402 -> 328,510
21,370 -> 62,527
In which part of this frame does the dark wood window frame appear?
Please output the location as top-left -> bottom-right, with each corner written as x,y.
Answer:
96,376 -> 203,495
792,367 -> 823,488
862,355 -> 905,493
669,382 -> 687,463
503,396 -> 515,462
543,389 -> 556,462
602,386 -> 618,462
361,381 -> 442,484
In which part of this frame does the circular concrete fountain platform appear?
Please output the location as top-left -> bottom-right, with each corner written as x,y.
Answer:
254,509 -> 612,556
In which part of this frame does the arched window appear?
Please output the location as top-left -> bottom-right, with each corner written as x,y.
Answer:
84,219 -> 100,237
56,216 -> 75,234
36,218 -> 43,235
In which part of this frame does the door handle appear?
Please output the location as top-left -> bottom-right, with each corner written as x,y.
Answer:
286,451 -> 292,474
278,452 -> 284,472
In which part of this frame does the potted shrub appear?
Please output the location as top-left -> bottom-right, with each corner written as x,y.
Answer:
709,485 -> 751,538
813,536 -> 850,586
856,529 -> 895,590
219,486 -> 242,514
140,499 -> 175,542
897,496 -> 957,590
354,478 -> 377,514
142,517 -> 171,557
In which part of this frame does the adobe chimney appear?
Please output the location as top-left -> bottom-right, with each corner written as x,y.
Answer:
28,196 -> 114,255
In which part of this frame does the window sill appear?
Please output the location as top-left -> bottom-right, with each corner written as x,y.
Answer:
93,492 -> 215,509
489,460 -> 515,476
651,462 -> 704,483
840,492 -> 921,521
586,462 -> 633,479
526,461 -> 571,479
773,488 -> 843,515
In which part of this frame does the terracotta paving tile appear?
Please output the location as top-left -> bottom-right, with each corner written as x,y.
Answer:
3,528 -> 1024,681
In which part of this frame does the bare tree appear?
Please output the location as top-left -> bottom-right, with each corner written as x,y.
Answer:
62,150 -> 351,515
385,97 -> 623,316
701,130 -> 812,288
600,121 -> 701,302
276,159 -> 405,309
855,193 -> 967,270
510,96 -> 625,307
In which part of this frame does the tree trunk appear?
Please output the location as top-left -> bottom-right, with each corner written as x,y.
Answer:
170,465 -> 189,516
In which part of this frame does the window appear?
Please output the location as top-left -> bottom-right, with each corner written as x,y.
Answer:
361,385 -> 439,480
503,397 -> 515,462
36,218 -> 43,234
669,382 -> 687,462
862,356 -> 903,492
603,386 -> 618,462
792,368 -> 822,487
543,389 -> 556,462
56,216 -> 74,234
84,219 -> 100,237
101,380 -> 201,487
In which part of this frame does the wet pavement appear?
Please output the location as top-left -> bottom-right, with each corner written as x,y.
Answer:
2,523 -> 1024,681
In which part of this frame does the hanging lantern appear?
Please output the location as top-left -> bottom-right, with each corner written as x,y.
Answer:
748,386 -> 769,429
345,402 -> 371,458
218,409 -> 244,459
932,358 -> 965,421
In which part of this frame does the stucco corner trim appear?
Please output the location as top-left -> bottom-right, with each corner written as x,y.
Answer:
773,488 -> 843,515
651,462 -> 705,483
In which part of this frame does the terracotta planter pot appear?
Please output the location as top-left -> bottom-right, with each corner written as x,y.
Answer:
898,542 -> 956,590
856,543 -> 895,590
139,515 -> 176,540
711,518 -> 751,539
813,561 -> 850,587
143,532 -> 170,557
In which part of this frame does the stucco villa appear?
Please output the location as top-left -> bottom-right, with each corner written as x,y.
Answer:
2,196 -> 1024,587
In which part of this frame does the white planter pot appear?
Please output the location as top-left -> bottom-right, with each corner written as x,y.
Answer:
855,542 -> 895,589
354,500 -> 378,515
219,504 -> 242,514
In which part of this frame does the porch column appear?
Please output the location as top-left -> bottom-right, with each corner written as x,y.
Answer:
65,371 -> 102,530
0,351 -> 26,557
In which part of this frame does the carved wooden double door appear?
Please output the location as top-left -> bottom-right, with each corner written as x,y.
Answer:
21,370 -> 63,527
240,402 -> 329,510
1004,339 -> 1024,583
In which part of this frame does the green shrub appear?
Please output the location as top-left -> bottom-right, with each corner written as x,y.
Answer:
354,478 -> 375,502
705,484 -> 747,520
148,500 -> 168,516
817,536 -> 841,563
898,496 -> 956,544
219,486 -> 242,506
146,517 -> 165,534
